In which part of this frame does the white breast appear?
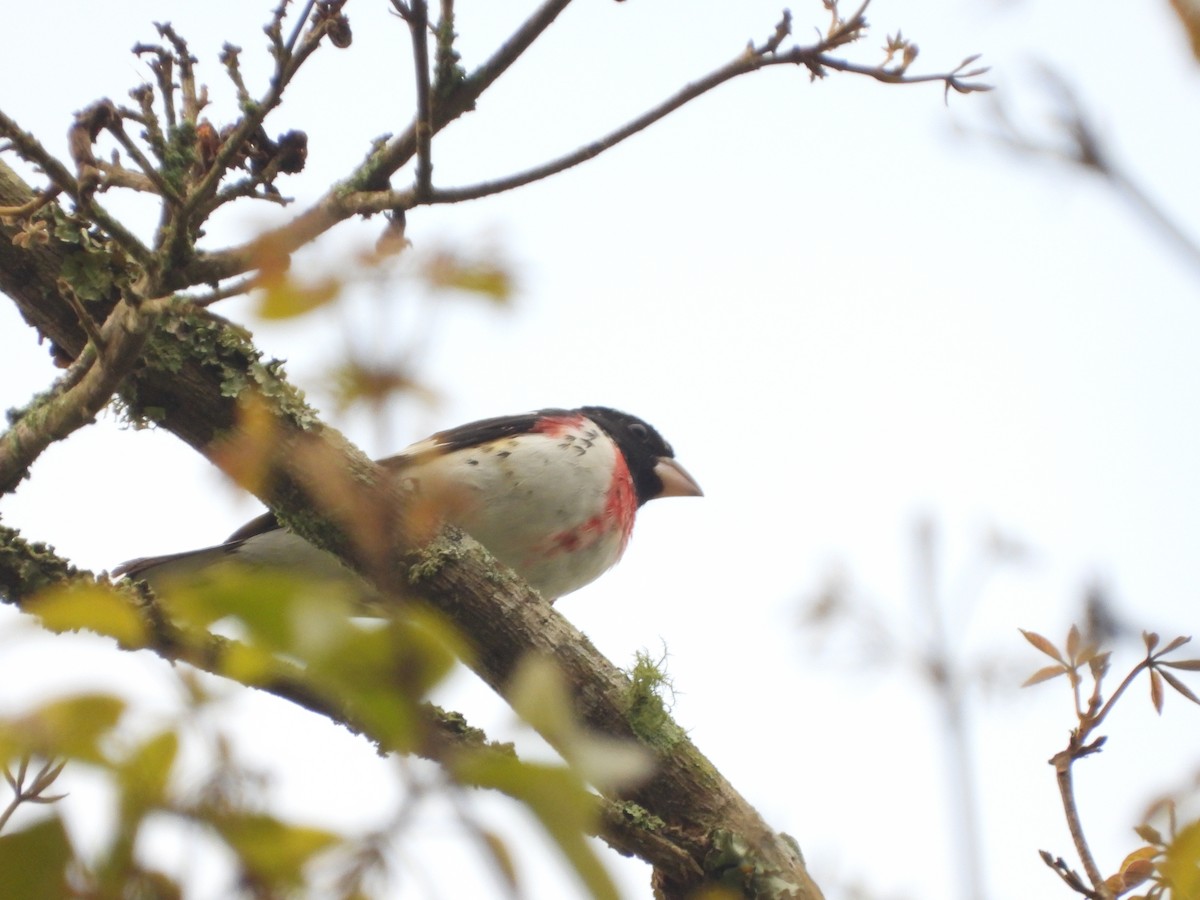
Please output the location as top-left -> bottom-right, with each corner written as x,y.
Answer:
397,418 -> 633,599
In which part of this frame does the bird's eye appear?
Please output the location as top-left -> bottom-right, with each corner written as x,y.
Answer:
629,423 -> 649,441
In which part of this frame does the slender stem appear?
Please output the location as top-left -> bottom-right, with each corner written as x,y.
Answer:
0,297 -> 168,495
0,109 -> 153,268
183,5 -> 987,286
1054,755 -> 1106,893
108,120 -> 184,206
1107,167 -> 1200,277
1086,659 -> 1149,735
405,0 -> 434,198
190,274 -> 257,307
283,0 -> 318,57
914,520 -> 986,900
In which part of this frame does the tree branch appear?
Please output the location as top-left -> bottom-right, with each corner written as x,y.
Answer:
0,295 -> 170,495
0,155 -> 824,897
0,109 -> 154,269
393,0 -> 435,198
187,2 -> 986,286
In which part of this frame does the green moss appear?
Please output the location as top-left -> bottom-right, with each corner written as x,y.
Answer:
405,528 -> 468,586
433,13 -> 466,103
127,305 -> 319,432
0,523 -> 80,599
161,121 -> 198,190
615,800 -> 665,833
623,647 -> 686,750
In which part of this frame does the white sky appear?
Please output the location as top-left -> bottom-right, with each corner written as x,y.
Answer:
3,1 -> 1200,898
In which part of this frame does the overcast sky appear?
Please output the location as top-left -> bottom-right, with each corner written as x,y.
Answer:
3,1 -> 1200,898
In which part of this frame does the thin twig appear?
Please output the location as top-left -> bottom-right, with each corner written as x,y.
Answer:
399,0 -> 434,198
0,108 -> 154,267
356,37 -> 986,210
1053,756 -> 1106,891
0,189 -> 59,219
189,274 -> 258,307
914,521 -> 986,900
983,68 -> 1200,279
0,296 -> 169,495
283,0 -> 319,57
172,6 -> 329,259
0,758 -> 68,833
184,1 -> 986,287
59,282 -> 107,353
106,119 -> 184,206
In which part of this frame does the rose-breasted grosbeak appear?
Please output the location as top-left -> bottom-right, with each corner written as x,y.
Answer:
115,406 -> 702,601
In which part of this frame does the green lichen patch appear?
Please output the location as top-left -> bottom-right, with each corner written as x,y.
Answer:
623,647 -> 685,750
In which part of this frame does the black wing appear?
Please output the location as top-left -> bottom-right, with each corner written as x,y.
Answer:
225,509 -> 282,542
225,408 -> 578,537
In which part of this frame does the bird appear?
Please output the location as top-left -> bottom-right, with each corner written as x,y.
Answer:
114,406 -> 702,601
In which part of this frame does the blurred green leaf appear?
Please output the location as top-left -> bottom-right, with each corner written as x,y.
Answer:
308,607 -> 463,751
420,248 -> 514,303
217,640 -> 284,686
254,274 -> 340,319
507,655 -> 574,738
117,731 -> 178,811
454,752 -> 617,900
212,813 -> 340,888
6,694 -> 125,763
162,566 -> 354,652
509,655 -> 652,791
478,828 -> 518,890
28,583 -> 147,647
0,815 -> 72,899
329,360 -> 430,413
1162,819 -> 1200,897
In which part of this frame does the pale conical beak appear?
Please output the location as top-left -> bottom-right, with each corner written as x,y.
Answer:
653,457 -> 704,499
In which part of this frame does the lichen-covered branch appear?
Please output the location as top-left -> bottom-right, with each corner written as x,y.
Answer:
0,295 -> 170,495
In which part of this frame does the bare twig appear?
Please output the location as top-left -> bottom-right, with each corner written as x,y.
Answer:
1051,753 -> 1107,892
982,68 -> 1200,278
106,118 -> 185,206
284,0 -> 320,57
0,108 -> 153,268
0,757 -> 68,833
190,1 -> 985,286
58,281 -> 107,353
0,295 -> 169,495
1026,628 -> 1200,896
0,189 -> 59,219
154,23 -> 204,122
914,521 -> 986,900
189,274 -> 258,307
172,4 -> 332,261
393,0 -> 434,198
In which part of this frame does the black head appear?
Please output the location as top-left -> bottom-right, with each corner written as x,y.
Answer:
579,406 -> 702,505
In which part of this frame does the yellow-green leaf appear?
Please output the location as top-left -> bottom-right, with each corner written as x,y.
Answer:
0,816 -> 72,899
1162,820 -> 1200,897
28,583 -> 146,647
420,249 -> 514,303
118,731 -> 178,810
217,640 -> 281,686
454,752 -> 617,900
212,813 -> 340,887
254,275 -> 340,319
12,694 -> 126,763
